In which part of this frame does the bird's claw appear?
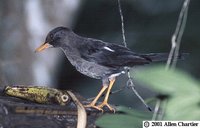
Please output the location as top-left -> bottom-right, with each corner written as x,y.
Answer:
84,104 -> 103,112
97,102 -> 115,112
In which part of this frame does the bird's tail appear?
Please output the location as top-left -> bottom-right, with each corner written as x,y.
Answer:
141,53 -> 188,62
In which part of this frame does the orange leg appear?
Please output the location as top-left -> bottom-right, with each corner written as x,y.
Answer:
85,85 -> 108,111
98,78 -> 116,111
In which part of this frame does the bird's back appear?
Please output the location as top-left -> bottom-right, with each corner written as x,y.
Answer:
76,37 -> 151,68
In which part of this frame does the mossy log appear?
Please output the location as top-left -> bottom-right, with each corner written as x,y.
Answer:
0,87 -> 110,128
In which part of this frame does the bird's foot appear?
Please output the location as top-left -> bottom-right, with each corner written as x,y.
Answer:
97,101 -> 115,112
84,103 -> 103,112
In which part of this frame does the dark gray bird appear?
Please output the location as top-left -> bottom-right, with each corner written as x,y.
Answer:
35,27 -> 183,111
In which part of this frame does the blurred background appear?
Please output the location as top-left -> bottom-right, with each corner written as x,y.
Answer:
0,0 -> 199,110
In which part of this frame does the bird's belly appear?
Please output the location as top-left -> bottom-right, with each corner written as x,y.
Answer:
63,50 -> 121,79
68,58 -> 118,79
74,60 -> 113,79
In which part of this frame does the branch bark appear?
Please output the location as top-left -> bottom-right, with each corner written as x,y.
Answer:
0,90 -> 109,128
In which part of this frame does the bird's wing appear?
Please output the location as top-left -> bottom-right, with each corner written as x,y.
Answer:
77,38 -> 151,68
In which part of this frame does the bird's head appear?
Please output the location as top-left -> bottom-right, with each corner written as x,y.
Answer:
35,27 -> 72,52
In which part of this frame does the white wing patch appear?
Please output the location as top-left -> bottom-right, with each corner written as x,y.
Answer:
104,46 -> 115,52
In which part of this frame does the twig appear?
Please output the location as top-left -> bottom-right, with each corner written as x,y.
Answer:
152,99 -> 161,120
67,91 -> 87,128
157,99 -> 167,120
171,0 -> 190,68
118,0 -> 127,47
127,75 -> 152,111
151,98 -> 168,120
158,0 -> 191,121
165,35 -> 176,70
117,0 -> 151,111
166,0 -> 190,70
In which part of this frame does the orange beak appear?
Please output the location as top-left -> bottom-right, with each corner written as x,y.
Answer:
35,43 -> 52,52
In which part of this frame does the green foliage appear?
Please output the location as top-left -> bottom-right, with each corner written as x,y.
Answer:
134,66 -> 200,96
96,65 -> 200,128
96,106 -> 152,128
134,65 -> 200,120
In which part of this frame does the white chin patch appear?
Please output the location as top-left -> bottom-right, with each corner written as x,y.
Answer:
104,46 -> 115,52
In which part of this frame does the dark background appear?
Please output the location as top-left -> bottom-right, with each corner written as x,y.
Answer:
0,0 -> 199,110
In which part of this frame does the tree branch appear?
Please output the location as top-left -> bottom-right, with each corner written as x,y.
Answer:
0,86 -> 112,128
166,0 -> 190,70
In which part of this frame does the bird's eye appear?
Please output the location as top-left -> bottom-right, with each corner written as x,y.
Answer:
50,34 -> 53,38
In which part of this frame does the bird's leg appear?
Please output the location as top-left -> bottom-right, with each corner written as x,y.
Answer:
84,85 -> 108,111
98,78 -> 116,112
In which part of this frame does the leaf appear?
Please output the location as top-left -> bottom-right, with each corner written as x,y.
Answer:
165,96 -> 200,120
116,106 -> 152,118
133,65 -> 200,120
96,114 -> 144,128
133,65 -> 200,96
